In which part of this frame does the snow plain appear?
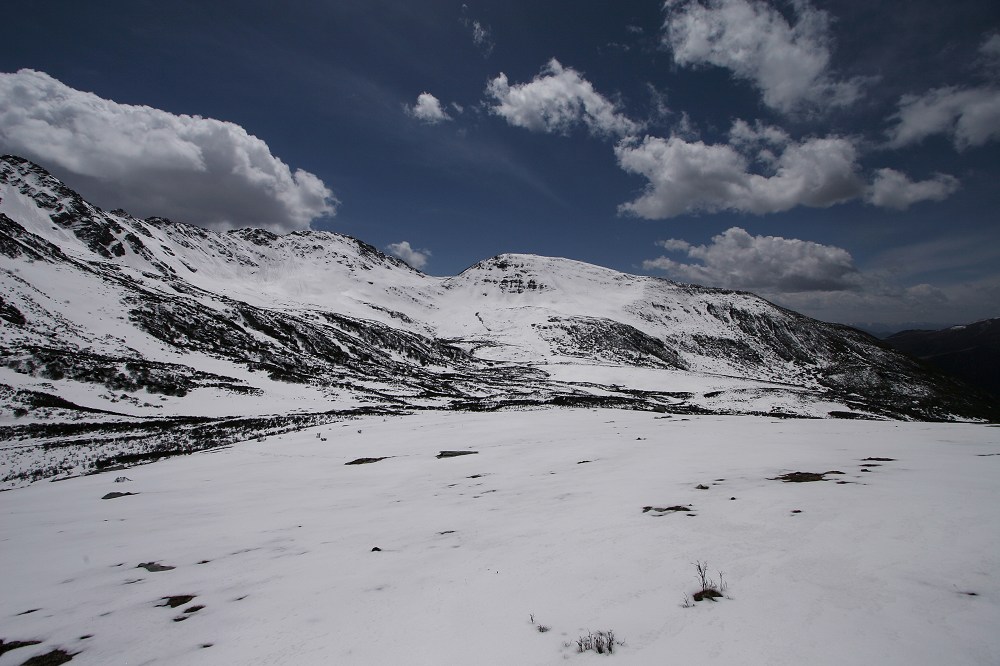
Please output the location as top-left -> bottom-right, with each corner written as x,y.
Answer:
3,408 -> 998,665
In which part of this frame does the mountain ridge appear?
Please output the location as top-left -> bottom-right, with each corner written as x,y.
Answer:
1,155 -> 996,485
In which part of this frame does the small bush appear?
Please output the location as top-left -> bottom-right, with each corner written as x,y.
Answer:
576,630 -> 621,654
691,560 -> 728,602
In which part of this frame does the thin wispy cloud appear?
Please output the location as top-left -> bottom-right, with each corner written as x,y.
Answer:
460,7 -> 494,58
0,69 -> 336,232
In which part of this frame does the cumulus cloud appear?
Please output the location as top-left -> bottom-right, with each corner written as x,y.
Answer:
386,240 -> 431,270
643,229 -> 1000,324
642,226 -> 861,292
866,168 -> 960,210
0,69 -> 336,232
661,0 -> 865,114
485,59 -> 640,138
616,127 -> 863,218
886,86 -> 1000,149
406,92 -> 452,124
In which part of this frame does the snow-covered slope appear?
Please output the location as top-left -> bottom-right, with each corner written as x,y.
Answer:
3,411 -> 998,664
1,154 -> 996,485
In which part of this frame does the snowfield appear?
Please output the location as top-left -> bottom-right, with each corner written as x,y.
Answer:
3,409 -> 998,665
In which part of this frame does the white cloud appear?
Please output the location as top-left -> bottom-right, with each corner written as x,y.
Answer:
485,59 -> 640,138
407,92 -> 452,124
616,129 -> 863,218
866,168 -> 960,210
886,86 -> 1000,149
386,240 -> 431,270
0,69 -> 336,233
642,226 -> 861,292
661,0 -> 865,114
643,229 -> 1000,325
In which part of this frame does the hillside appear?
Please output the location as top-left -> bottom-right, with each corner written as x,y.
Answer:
1,154 -> 997,485
884,319 -> 1000,396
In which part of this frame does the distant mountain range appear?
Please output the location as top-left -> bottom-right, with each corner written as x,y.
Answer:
884,319 -> 1000,397
2,155 -> 996,485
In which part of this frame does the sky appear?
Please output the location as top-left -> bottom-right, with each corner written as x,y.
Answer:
2,0 -> 999,329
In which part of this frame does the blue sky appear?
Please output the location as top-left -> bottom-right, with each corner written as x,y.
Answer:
2,0 -> 998,327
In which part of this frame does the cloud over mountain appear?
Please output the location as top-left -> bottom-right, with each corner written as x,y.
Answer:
0,69 -> 336,232
661,0 -> 865,114
486,59 -> 639,138
615,128 -> 863,218
643,226 -> 861,292
386,240 -> 431,269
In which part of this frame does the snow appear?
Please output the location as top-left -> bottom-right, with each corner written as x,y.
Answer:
2,409 -> 998,664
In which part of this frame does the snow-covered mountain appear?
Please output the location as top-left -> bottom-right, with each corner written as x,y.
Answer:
1,155 -> 995,484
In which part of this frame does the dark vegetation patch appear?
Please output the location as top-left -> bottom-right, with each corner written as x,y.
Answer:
158,595 -> 195,608
2,406 -> 403,484
770,471 -> 845,482
692,589 -> 724,602
0,640 -> 42,658
345,457 -> 389,465
643,505 -> 690,514
138,562 -> 175,572
101,492 -> 137,500
436,450 -> 478,458
2,346 -> 242,397
828,411 -> 873,420
19,649 -> 75,665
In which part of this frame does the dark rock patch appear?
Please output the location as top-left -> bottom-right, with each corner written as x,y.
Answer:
371,547 -> 381,552
138,562 -> 175,572
692,589 -> 723,602
862,457 -> 896,462
576,460 -> 592,464
436,450 -> 478,458
695,484 -> 709,490
101,492 -> 137,500
345,457 -> 388,465
771,471 -> 844,482
19,649 -> 75,665
15,609 -> 40,616
183,605 -> 204,614
158,595 -> 195,608
0,640 -> 42,658
643,505 -> 690,514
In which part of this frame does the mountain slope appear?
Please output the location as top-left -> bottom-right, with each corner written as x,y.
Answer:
1,155 -> 997,485
884,319 -> 1000,396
